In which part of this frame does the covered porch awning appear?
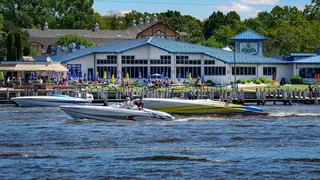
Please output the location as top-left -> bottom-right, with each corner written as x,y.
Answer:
0,63 -> 68,72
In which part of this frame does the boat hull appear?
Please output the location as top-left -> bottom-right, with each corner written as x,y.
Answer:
60,105 -> 175,121
142,98 -> 267,116
11,96 -> 92,107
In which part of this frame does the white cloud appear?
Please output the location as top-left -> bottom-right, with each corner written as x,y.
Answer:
102,10 -> 131,16
214,2 -> 253,12
239,0 -> 279,5
119,10 -> 131,16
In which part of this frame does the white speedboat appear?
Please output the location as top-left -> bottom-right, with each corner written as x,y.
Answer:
11,93 -> 93,107
60,104 -> 175,121
142,98 -> 268,116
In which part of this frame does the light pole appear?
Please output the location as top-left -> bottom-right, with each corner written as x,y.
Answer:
229,45 -> 237,91
233,47 -> 236,91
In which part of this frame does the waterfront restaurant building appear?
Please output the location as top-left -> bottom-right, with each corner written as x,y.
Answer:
40,30 -> 320,84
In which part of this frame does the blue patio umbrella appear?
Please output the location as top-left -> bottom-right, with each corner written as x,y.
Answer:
83,73 -> 87,81
122,72 -> 124,80
201,75 -> 205,83
79,71 -> 83,78
165,72 -> 169,80
73,71 -> 77,79
88,73 -> 92,81
68,72 -> 72,80
161,72 -> 164,78
178,72 -> 181,81
185,71 -> 189,78
31,72 -> 36,80
138,71 -> 142,80
147,74 -> 151,82
107,71 -> 111,79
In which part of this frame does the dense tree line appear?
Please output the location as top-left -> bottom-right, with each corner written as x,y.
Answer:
0,0 -> 319,59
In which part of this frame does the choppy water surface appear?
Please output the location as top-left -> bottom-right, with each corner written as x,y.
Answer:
0,104 -> 319,179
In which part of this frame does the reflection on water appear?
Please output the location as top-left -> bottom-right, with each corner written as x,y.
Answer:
0,104 -> 319,179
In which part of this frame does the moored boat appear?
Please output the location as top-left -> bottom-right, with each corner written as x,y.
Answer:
142,98 -> 268,116
60,104 -> 175,121
11,93 -> 93,107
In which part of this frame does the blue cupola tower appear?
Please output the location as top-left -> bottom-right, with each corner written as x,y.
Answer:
230,29 -> 268,57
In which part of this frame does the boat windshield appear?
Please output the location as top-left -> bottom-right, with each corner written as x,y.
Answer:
111,103 -> 141,110
49,94 -> 71,98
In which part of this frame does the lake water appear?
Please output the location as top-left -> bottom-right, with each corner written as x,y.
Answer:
0,104 -> 319,179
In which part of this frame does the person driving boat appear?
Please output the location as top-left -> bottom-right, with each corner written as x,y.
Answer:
132,97 -> 144,110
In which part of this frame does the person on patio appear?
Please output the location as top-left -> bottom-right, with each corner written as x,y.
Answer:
6,77 -> 10,87
272,72 -> 276,81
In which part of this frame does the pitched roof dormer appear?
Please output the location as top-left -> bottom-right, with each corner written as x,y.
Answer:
230,29 -> 267,41
230,29 -> 268,57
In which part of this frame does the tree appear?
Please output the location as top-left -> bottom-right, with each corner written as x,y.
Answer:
225,11 -> 241,28
158,11 -> 184,32
214,25 -> 236,46
56,35 -> 95,47
304,0 -> 320,20
0,14 -> 6,60
53,0 -> 95,29
199,36 -> 224,48
180,15 -> 204,43
14,32 -> 22,60
203,11 -> 225,39
6,32 -> 15,61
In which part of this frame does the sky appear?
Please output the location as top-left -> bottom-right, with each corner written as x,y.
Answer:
93,0 -> 311,20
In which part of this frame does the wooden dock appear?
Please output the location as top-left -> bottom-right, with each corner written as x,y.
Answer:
0,86 -> 319,105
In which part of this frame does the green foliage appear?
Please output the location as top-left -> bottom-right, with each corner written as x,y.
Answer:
56,35 -> 96,47
0,33 -> 6,60
6,32 -> 15,61
0,14 -> 3,31
246,79 -> 252,83
14,32 -> 22,60
241,80 -> 246,84
0,1 -> 319,56
259,77 -> 267,83
199,36 -> 224,48
290,76 -> 303,84
237,80 -> 242,83
30,47 -> 41,56
253,79 -> 261,84
213,25 -> 236,46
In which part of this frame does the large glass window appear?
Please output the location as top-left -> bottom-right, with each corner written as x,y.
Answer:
122,67 -> 148,79
150,66 -> 171,78
153,30 -> 165,38
97,67 -> 117,78
263,67 -> 276,75
176,67 -> 201,78
299,67 -> 320,78
176,56 -> 189,64
204,67 -> 226,76
97,55 -> 117,65
232,67 -> 256,75
121,56 -> 147,64
204,60 -> 215,65
176,56 -> 201,64
306,68 -> 314,78
150,56 -> 171,64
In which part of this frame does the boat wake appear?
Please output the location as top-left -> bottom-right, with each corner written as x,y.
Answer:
268,113 -> 320,117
